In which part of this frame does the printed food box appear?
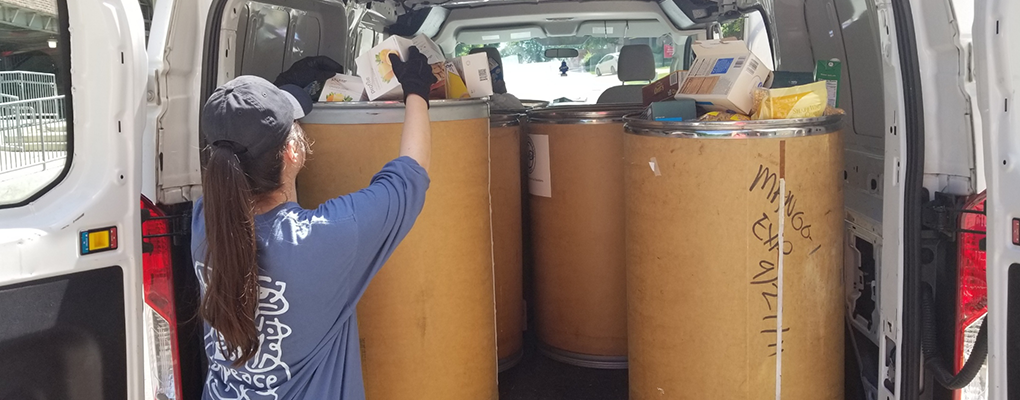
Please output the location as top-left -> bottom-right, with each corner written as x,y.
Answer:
444,53 -> 493,99
675,39 -> 772,114
318,74 -> 366,102
355,34 -> 445,101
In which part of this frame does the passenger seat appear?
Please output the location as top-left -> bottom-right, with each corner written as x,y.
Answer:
596,44 -> 656,104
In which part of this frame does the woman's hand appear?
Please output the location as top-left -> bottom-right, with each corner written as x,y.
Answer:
388,46 -> 438,107
274,56 -> 345,99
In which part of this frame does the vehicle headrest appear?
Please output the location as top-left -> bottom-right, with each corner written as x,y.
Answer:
618,44 -> 655,82
469,47 -> 507,94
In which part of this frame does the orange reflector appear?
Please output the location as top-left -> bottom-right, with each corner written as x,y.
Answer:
80,226 -> 118,255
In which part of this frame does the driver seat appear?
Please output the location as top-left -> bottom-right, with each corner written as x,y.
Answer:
597,44 -> 656,104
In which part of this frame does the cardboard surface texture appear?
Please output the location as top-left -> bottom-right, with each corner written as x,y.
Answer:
676,39 -> 773,114
355,34 -> 445,101
624,130 -> 844,399
318,73 -> 367,102
297,117 -> 498,400
528,122 -> 628,358
642,70 -> 687,105
490,123 -> 525,362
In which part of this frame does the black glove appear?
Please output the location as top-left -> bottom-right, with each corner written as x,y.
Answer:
389,46 -> 438,107
274,56 -> 344,100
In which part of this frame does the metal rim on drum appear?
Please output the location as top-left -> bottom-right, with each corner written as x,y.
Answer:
520,99 -> 550,109
497,348 -> 525,373
623,114 -> 844,138
490,111 -> 525,127
527,103 -> 645,125
302,98 -> 489,124
538,343 -> 628,369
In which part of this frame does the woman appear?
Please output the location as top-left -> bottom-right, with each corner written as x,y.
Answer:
192,48 -> 437,399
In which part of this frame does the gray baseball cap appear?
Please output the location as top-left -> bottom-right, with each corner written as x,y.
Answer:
201,75 -> 313,157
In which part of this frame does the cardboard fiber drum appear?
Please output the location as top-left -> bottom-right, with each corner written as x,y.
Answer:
297,100 -> 497,400
526,104 -> 644,369
623,115 -> 845,400
490,112 -> 525,371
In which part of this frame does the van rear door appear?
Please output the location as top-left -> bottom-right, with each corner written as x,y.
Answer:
0,0 -> 148,399
973,0 -> 1018,398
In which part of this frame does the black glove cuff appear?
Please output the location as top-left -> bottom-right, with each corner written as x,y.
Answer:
402,79 -> 432,108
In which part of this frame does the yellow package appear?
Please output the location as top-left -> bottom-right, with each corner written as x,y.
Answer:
751,81 -> 828,120
824,106 -> 846,116
445,61 -> 470,99
698,111 -> 751,122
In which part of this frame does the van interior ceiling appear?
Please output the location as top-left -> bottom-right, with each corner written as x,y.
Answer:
181,0 -> 980,399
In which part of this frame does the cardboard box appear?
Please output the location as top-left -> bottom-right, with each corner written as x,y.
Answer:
355,34 -> 445,101
445,53 -> 493,99
814,59 -> 842,108
428,62 -> 448,100
642,70 -> 687,106
675,40 -> 772,114
318,74 -> 367,102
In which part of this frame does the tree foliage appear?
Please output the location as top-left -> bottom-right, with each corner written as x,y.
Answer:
720,18 -> 745,40
500,40 -> 548,63
454,43 -> 486,58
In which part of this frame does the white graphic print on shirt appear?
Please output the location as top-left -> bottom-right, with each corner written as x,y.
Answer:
195,262 -> 293,400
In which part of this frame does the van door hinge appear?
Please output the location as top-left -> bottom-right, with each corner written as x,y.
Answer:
140,208 -> 191,252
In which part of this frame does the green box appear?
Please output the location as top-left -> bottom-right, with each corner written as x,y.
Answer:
815,59 -> 842,108
649,98 -> 697,121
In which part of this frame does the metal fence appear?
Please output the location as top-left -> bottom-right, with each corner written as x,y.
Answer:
0,95 -> 67,174
0,71 -> 58,103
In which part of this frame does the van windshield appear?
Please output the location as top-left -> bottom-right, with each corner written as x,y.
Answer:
456,36 -> 675,104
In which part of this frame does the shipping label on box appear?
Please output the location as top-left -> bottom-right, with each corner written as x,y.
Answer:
445,53 -> 493,99
642,70 -> 687,105
675,40 -> 772,114
319,74 -> 366,102
355,34 -> 447,101
526,134 -> 551,197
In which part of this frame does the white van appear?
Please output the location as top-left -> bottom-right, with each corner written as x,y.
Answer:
0,0 -> 1013,399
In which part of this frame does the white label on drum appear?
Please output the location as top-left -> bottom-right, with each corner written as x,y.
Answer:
527,134 -> 552,197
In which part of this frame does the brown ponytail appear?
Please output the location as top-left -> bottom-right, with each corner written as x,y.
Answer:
199,124 -> 308,366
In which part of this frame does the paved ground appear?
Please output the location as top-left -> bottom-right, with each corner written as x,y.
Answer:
0,158 -> 62,203
499,330 -> 628,400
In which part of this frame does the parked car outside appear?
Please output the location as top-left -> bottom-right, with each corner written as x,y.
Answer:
595,53 -> 618,76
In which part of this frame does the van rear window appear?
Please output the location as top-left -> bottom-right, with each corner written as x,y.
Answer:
0,0 -> 71,207
456,35 -> 685,104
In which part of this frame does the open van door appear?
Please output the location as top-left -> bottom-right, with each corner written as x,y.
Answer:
0,0 -> 148,399
973,0 -> 1017,398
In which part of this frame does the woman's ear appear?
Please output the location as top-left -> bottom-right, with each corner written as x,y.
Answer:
286,139 -> 302,164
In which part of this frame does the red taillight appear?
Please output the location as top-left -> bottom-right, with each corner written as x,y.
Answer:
141,196 -> 182,400
955,191 -> 988,400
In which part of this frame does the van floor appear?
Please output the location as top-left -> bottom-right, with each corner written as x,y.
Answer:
498,331 -> 628,400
